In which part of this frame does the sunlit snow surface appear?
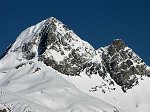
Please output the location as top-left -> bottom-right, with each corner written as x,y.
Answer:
0,58 -> 122,112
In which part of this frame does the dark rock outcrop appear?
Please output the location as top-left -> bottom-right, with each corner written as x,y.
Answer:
102,39 -> 147,92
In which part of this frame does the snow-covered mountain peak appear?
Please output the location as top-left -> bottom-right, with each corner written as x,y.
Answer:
3,17 -> 94,61
1,17 -> 149,81
1,17 -> 150,112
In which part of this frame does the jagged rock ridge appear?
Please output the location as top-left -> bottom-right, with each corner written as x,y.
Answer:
2,17 -> 150,92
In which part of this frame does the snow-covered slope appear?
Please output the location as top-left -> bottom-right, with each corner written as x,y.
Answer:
63,68 -> 150,112
0,59 -> 122,112
0,17 -> 150,112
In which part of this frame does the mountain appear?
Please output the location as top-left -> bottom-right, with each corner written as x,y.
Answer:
0,17 -> 150,112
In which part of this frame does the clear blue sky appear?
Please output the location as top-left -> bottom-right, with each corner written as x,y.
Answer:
0,0 -> 150,65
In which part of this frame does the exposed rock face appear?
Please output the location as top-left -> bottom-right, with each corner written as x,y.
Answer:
35,18 -> 95,76
0,109 -> 7,112
3,17 -> 150,92
102,39 -> 147,92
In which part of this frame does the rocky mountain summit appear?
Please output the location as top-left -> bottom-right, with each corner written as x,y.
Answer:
0,17 -> 150,112
3,17 -> 149,92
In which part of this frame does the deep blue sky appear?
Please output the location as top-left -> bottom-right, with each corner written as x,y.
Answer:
0,0 -> 150,65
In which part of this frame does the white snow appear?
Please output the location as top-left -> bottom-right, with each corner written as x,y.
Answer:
63,69 -> 150,112
0,59 -> 122,112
